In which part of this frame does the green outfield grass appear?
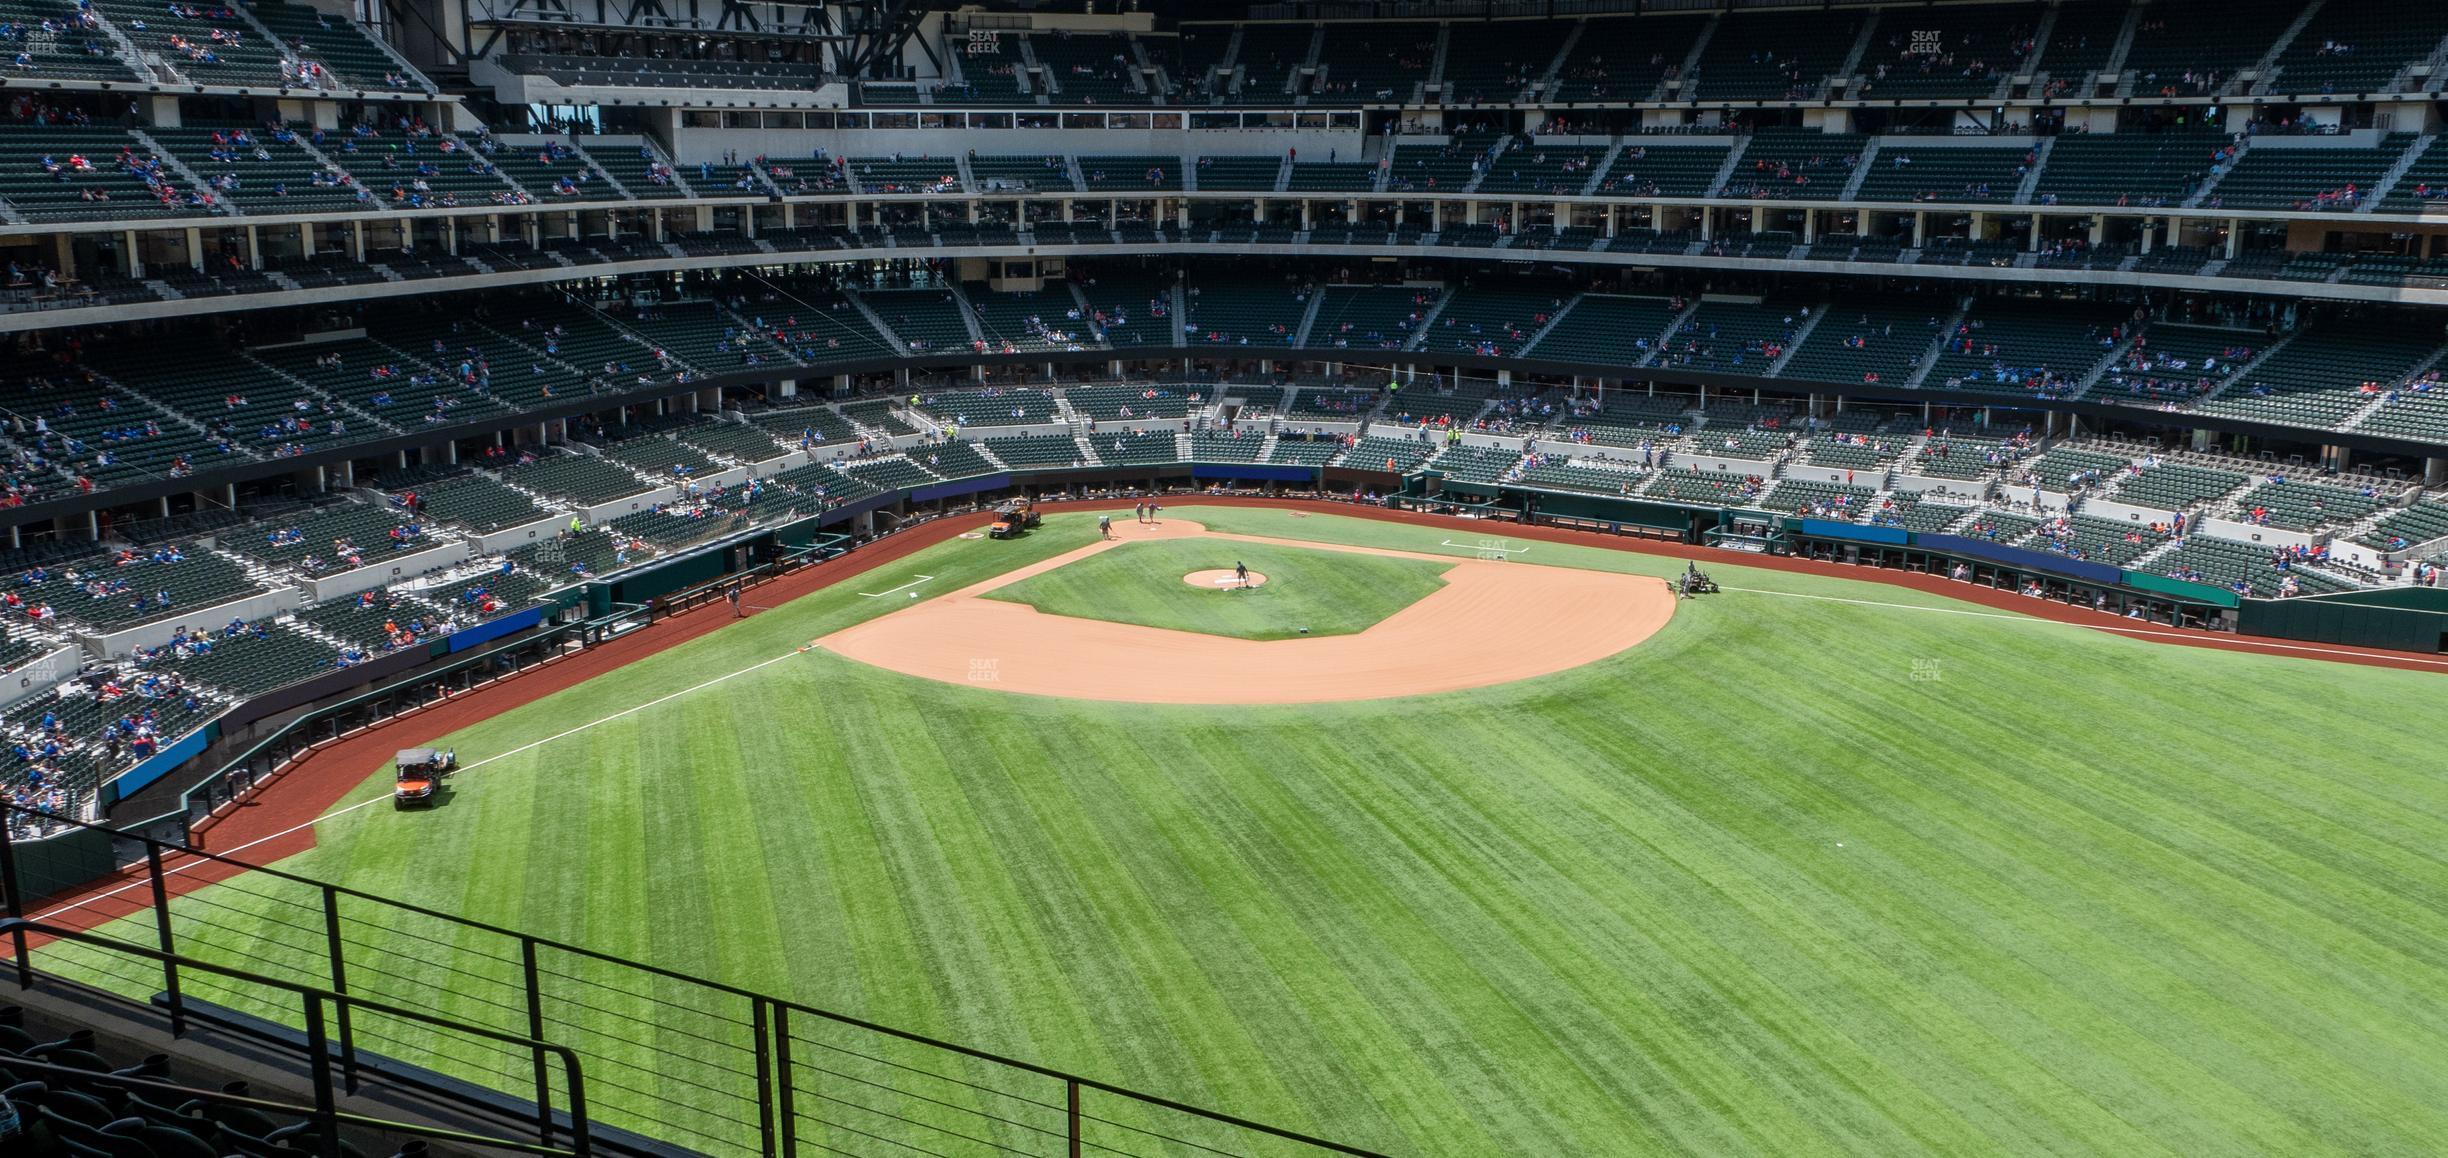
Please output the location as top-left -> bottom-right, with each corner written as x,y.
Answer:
37,507 -> 2448,1158
984,538 -> 1451,639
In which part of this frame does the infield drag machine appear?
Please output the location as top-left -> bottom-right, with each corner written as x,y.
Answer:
988,499 -> 1042,540
393,747 -> 457,809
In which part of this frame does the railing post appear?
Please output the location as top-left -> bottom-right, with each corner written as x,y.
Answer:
522,937 -> 554,1146
1067,1079 -> 1083,1158
752,998 -> 778,1158
0,807 -> 29,989
144,844 -> 184,1035
321,885 -> 357,1091
303,995 -> 344,1158
774,1005 -> 798,1158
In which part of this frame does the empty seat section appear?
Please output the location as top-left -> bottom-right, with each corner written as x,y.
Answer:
1690,9 -> 1863,100
1310,285 -> 1438,350
971,287 -> 1099,352
1925,304 -> 2124,399
1311,23 -> 1432,104
2204,140 -> 2406,211
1474,144 -> 1605,196
1526,295 -> 1676,367
1033,31 -> 1145,104
1593,143 -> 1729,197
1183,277 -> 1307,346
2120,1 -> 2298,97
2031,132 -> 2223,206
1436,20 -> 1554,105
860,288 -> 973,354
2200,321 -> 2440,431
1719,128 -> 1865,200
2267,4 -> 2448,94
1852,145 -> 2030,203
1854,5 -> 2039,99
1552,15 -> 1705,101
970,154 -> 1075,193
1194,155 -> 1282,191
1077,154 -> 1182,191
1419,284 -> 1566,357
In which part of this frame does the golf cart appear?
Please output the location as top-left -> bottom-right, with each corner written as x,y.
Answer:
988,499 -> 1042,540
393,747 -> 456,809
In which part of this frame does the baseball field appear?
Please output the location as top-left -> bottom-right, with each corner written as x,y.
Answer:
34,504 -> 2448,1157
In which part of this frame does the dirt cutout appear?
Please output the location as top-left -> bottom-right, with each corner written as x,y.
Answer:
820,518 -> 1675,704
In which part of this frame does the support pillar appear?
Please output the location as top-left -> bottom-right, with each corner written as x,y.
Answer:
184,228 -> 204,271
2225,218 -> 2242,259
1912,211 -> 1926,248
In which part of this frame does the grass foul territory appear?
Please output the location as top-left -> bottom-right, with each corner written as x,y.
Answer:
34,507 -> 2448,1158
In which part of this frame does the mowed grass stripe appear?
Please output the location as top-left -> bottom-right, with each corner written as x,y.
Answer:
35,508 -> 2448,1157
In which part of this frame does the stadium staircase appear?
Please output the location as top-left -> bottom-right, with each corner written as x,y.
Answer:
2190,332 -> 2300,405
1293,25 -> 1324,102
1655,298 -> 1705,365
1829,12 -> 1881,100
1838,142 -> 1880,200
1291,288 -> 1326,347
2244,0 -> 2325,97
2019,4 -> 2063,91
2013,138 -> 2054,203
581,150 -> 639,201
2345,339 -> 2448,431
1706,138 -> 1753,197
1534,21 -> 1585,101
2183,137 -> 2249,208
125,130 -> 222,213
2402,32 -> 2448,94
1516,297 -> 1583,358
2106,2 -> 2146,96
2066,330 -> 2149,399
846,290 -> 910,353
1400,292 -> 1458,352
2358,135 -> 2437,212
1662,14 -> 1720,101
946,284 -> 988,347
1903,299 -> 1974,388
1764,309 -> 1828,376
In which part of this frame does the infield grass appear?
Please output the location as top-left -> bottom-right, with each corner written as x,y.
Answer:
983,537 -> 1451,639
36,506 -> 2448,1158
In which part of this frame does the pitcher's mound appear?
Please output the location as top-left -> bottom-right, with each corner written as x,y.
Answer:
1184,569 -> 1268,589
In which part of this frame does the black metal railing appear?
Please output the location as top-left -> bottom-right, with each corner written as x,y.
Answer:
1,802 -> 1387,1158
0,915 -> 591,1158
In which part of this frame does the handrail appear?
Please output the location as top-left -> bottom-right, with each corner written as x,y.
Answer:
0,800 -> 1386,1157
0,916 -> 592,1157
0,1053 -> 583,1158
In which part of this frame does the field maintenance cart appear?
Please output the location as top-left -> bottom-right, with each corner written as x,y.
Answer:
988,499 -> 1042,540
393,747 -> 457,809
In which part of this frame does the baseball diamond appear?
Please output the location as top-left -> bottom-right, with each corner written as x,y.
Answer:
6,3 -> 2448,1156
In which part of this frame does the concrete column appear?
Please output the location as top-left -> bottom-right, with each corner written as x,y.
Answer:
1254,197 -> 1267,223
1699,210 -> 1712,241
184,228 -> 204,271
2088,216 -> 2105,245
443,217 -> 459,255
2140,219 -> 2155,254
2426,457 -> 2447,486
1554,201 -> 1568,232
651,211 -> 667,243
1803,213 -> 1816,244
1061,199 -> 1074,224
2029,216 -> 2042,251
1464,202 -> 1479,226
1300,200 -> 1311,230
1969,211 -> 1987,241
1912,212 -> 1926,248
2225,218 -> 2242,259
123,230 -> 143,276
1748,206 -> 1764,233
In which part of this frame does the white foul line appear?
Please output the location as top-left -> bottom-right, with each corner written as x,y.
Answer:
33,645 -> 818,923
857,575 -> 935,598
1713,584 -> 2448,669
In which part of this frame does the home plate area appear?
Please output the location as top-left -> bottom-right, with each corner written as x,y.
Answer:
1183,569 -> 1268,589
818,518 -> 1676,705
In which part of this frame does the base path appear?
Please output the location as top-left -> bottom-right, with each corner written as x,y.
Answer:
820,519 -> 1675,704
